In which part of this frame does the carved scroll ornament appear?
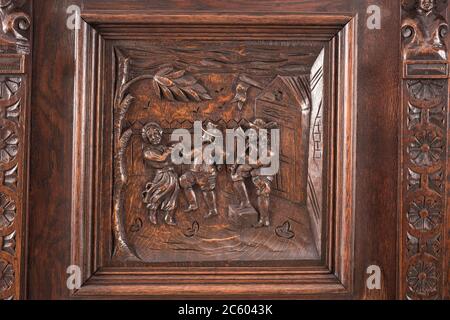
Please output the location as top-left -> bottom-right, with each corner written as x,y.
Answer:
0,0 -> 30,55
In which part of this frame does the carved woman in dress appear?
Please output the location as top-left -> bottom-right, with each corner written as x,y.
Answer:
142,122 -> 180,226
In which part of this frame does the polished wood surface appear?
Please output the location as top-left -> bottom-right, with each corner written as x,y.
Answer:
6,0 -> 444,300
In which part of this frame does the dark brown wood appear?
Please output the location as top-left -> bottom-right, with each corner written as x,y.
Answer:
0,0 -> 31,300
400,0 -> 449,300
21,0 -> 433,300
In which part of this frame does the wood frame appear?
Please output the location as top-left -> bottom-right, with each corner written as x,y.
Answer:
71,12 -> 356,298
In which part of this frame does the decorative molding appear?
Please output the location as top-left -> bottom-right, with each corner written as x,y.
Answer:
0,0 -> 31,55
0,0 -> 30,300
401,0 -> 449,300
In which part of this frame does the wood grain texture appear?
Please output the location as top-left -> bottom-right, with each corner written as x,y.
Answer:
27,0 -> 79,300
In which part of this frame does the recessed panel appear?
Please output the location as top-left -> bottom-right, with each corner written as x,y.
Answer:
110,40 -> 328,264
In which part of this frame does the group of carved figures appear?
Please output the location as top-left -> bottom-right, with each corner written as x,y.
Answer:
141,119 -> 277,228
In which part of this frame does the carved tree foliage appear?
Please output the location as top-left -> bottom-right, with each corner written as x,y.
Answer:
153,67 -> 212,102
401,0 -> 449,300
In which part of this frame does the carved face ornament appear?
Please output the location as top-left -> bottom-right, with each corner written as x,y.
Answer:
142,123 -> 163,145
419,0 -> 434,12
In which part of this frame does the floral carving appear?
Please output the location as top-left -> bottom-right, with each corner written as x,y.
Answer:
407,103 -> 446,130
407,197 -> 442,231
1,230 -> 15,254
0,126 -> 18,164
406,232 -> 441,259
153,67 -> 212,102
2,164 -> 17,188
407,233 -> 419,257
408,130 -> 443,166
407,261 -> 438,296
407,80 -> 445,102
0,76 -> 20,100
0,192 -> 15,230
407,168 -> 421,191
402,0 -> 448,301
5,99 -> 20,123
0,0 -> 29,302
427,168 -> 444,194
425,233 -> 441,258
0,258 -> 13,292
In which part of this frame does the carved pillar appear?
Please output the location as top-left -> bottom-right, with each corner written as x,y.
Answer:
0,0 -> 31,300
400,0 -> 449,300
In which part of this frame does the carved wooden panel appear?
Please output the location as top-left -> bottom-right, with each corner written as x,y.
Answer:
70,10 -> 356,297
400,0 -> 449,300
24,0 -> 407,300
111,41 -> 323,263
0,0 -> 30,300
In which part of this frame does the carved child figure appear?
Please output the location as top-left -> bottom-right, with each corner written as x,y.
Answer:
402,0 -> 449,61
142,122 -> 180,226
179,122 -> 222,219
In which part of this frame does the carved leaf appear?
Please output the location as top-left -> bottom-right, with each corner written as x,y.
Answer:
0,258 -> 14,292
0,192 -> 15,230
184,221 -> 200,238
0,126 -> 18,165
152,67 -> 212,102
0,77 -> 21,100
1,231 -> 16,255
275,221 -> 295,239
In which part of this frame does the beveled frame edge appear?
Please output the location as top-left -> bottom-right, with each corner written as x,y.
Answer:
71,12 -> 357,298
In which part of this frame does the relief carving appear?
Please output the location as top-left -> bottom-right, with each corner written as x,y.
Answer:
0,0 -> 30,55
142,122 -> 180,226
0,76 -> 20,100
407,196 -> 442,231
0,0 -> 29,300
179,122 -> 221,219
401,0 -> 448,300
402,0 -> 448,61
112,42 -> 324,263
0,257 -> 13,292
153,67 -> 212,102
0,191 -> 15,230
0,124 -> 17,164
0,230 -> 15,254
407,261 -> 439,296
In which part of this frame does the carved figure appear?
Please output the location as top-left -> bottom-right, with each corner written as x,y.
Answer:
229,119 -> 278,227
180,122 -> 223,219
142,122 -> 180,226
402,0 -> 448,60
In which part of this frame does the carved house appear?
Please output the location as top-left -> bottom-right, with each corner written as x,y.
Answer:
255,75 -> 311,205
